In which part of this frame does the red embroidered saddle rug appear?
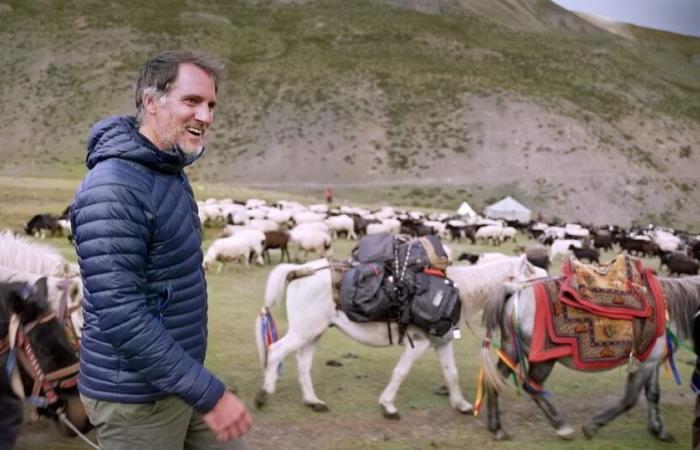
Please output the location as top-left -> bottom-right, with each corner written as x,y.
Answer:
530,256 -> 666,370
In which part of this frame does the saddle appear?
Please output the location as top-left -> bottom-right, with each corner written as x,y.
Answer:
530,255 -> 666,370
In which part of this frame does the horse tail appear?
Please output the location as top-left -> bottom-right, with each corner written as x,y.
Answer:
480,283 -> 518,394
264,263 -> 303,309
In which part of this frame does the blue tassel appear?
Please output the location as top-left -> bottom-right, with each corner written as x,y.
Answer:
666,333 -> 682,385
6,348 -> 17,377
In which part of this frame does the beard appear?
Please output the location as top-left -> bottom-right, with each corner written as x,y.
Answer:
156,118 -> 205,156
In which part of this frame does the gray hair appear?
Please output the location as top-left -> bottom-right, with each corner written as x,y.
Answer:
134,50 -> 223,124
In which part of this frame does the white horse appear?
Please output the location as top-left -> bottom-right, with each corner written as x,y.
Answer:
0,231 -> 83,338
481,273 -> 700,442
254,255 -> 548,418
0,230 -> 79,277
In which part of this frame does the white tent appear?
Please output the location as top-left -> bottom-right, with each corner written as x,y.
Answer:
483,196 -> 531,223
456,201 -> 478,221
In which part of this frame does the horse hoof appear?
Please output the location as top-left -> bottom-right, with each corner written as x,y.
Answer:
254,389 -> 268,409
582,424 -> 597,439
434,385 -> 449,396
455,402 -> 473,415
656,430 -> 675,443
557,425 -> 576,440
494,430 -> 509,441
307,403 -> 329,412
383,411 -> 401,420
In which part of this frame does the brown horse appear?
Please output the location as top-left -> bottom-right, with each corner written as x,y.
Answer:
0,279 -> 91,445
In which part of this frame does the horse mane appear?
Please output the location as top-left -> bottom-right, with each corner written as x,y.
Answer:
660,275 -> 700,341
0,230 -> 78,277
447,257 -> 526,319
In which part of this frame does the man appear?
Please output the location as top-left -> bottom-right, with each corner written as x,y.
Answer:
70,50 -> 251,449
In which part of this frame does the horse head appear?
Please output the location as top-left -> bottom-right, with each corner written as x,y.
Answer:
2,278 -> 91,436
514,253 -> 549,282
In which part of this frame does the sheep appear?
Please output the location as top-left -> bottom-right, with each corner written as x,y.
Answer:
659,251 -> 699,276
475,225 -> 505,245
423,220 -> 448,239
289,228 -> 332,261
263,230 -> 291,263
366,222 -> 395,235
569,245 -> 600,264
245,219 -> 280,233
203,233 -> 265,272
514,244 -> 551,272
293,211 -> 326,225
325,214 -> 358,240
266,208 -> 294,227
549,239 -> 582,260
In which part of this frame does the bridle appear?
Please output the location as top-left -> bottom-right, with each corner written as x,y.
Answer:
1,309 -> 79,415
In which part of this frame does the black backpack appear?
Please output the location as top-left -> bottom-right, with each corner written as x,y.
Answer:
409,270 -> 462,337
339,262 -> 398,322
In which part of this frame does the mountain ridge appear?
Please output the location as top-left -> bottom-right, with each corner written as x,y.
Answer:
0,0 -> 698,226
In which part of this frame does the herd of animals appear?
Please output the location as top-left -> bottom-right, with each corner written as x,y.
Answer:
5,197 -> 700,445
25,197 -> 700,277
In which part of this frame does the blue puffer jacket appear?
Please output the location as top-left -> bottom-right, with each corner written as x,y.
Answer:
70,116 -> 225,413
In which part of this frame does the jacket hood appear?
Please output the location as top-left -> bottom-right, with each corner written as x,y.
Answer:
86,116 -> 204,173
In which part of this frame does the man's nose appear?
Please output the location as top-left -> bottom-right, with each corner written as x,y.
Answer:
195,105 -> 213,124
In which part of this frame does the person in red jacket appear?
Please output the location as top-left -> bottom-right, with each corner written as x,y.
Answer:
324,186 -> 333,205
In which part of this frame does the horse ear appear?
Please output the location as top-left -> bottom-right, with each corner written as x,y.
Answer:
32,277 -> 49,300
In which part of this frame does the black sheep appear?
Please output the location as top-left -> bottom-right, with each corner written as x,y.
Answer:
568,245 -> 600,264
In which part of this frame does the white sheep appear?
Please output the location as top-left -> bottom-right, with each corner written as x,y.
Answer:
366,222 -> 395,235
325,215 -> 357,240
289,228 -> 332,261
475,225 -> 504,245
549,239 -> 583,260
293,211 -> 326,225
203,233 -> 265,272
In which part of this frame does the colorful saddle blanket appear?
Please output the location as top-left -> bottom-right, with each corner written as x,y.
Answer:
530,256 -> 666,370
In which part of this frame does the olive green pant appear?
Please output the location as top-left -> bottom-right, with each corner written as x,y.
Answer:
80,395 -> 248,450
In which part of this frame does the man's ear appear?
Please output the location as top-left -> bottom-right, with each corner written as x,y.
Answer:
142,93 -> 158,115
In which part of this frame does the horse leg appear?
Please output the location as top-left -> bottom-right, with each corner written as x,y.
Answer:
378,336 -> 432,419
486,340 -> 516,441
486,358 -> 513,441
256,331 -> 313,409
643,365 -> 674,442
526,361 -> 575,440
295,335 -> 329,412
582,363 -> 655,439
434,340 -> 473,414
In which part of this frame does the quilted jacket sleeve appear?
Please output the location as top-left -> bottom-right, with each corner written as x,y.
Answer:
72,172 -> 225,413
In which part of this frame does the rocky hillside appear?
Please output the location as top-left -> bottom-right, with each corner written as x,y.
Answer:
1,0 -> 699,226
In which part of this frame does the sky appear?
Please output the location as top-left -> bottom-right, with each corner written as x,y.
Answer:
551,0 -> 700,37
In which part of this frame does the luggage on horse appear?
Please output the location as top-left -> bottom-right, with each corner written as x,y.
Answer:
339,262 -> 397,322
410,269 -> 461,337
340,232 -> 460,338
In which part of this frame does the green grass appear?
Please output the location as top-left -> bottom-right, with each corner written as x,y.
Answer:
6,176 -> 696,449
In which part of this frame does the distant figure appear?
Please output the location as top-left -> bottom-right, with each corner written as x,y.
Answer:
324,186 -> 333,205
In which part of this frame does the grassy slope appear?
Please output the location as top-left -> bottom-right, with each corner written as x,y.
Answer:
4,177 -> 696,449
0,0 -> 699,225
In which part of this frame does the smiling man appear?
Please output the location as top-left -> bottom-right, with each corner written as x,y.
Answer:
70,50 -> 251,449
